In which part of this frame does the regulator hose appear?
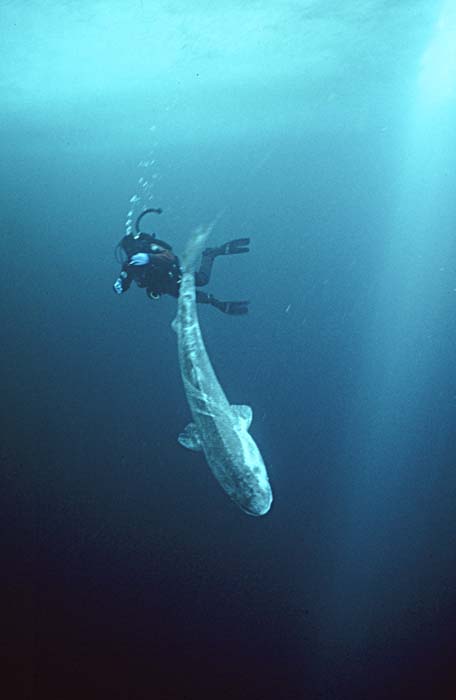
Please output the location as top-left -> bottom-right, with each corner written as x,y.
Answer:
135,207 -> 163,234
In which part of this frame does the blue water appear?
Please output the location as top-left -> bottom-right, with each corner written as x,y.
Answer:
2,2 -> 456,698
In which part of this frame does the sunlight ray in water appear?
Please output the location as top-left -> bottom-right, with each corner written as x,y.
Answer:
419,0 -> 456,103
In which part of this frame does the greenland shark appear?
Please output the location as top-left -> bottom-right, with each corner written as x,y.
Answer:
173,224 -> 273,516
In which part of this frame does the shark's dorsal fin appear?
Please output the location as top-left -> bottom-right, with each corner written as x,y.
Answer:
178,422 -> 203,452
231,404 -> 253,430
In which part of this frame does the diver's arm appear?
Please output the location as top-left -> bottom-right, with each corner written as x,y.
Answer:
129,253 -> 150,266
131,250 -> 179,272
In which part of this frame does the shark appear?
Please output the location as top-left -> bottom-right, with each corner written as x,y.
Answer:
173,223 -> 273,517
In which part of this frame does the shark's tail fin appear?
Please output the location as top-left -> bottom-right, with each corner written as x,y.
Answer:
181,212 -> 225,274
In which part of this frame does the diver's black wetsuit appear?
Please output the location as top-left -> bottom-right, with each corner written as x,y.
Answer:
113,232 -> 250,315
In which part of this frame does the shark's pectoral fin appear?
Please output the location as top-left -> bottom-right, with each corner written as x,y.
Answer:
171,317 -> 178,333
178,422 -> 203,452
231,404 -> 253,429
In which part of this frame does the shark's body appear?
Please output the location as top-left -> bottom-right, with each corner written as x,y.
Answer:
174,225 -> 273,516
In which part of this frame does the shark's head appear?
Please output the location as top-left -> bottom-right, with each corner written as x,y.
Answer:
231,430 -> 273,516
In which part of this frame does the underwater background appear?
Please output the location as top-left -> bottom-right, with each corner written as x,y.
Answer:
2,1 -> 456,698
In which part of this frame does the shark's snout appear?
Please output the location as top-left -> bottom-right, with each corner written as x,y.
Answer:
241,490 -> 273,517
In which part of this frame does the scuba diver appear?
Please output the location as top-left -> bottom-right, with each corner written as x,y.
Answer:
113,208 -> 250,315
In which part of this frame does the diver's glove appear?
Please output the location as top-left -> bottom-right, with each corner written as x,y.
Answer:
129,253 -> 150,266
203,238 -> 250,258
113,278 -> 124,294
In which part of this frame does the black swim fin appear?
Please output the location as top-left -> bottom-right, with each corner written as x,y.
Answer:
203,238 -> 250,257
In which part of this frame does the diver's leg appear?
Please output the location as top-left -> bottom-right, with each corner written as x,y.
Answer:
195,238 -> 250,287
196,290 -> 249,315
195,252 -> 216,287
209,296 -> 250,315
196,290 -> 210,304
